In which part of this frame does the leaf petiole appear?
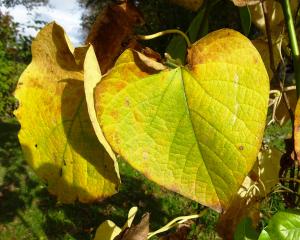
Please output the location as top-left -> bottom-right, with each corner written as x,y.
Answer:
137,29 -> 192,48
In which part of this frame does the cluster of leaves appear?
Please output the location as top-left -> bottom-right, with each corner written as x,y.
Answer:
0,11 -> 31,120
11,0 -> 300,239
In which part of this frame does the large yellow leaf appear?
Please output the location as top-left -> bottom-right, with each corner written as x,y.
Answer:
93,29 -> 269,212
14,22 -> 119,203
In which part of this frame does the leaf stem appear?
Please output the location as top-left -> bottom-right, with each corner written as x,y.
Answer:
137,29 -> 192,48
281,0 -> 300,97
261,0 -> 276,74
147,208 -> 208,239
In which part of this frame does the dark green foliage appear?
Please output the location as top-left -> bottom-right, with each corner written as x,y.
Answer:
0,11 -> 31,119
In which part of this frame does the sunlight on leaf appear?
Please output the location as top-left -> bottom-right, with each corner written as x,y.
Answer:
231,0 -> 259,7
14,22 -> 119,203
258,230 -> 271,240
84,45 -> 121,180
262,210 -> 300,240
94,29 -> 269,212
94,206 -> 140,240
94,220 -> 122,240
217,146 -> 282,239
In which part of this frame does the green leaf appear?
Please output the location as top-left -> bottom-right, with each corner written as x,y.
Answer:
165,35 -> 187,64
166,0 -> 221,63
258,230 -> 271,240
234,218 -> 259,240
94,29 -> 269,212
188,6 -> 207,43
266,210 -> 300,240
14,22 -> 119,203
239,6 -> 251,36
166,5 -> 207,63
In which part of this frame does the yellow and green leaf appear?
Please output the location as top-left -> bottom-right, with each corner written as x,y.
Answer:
14,22 -> 119,203
93,29 -> 269,212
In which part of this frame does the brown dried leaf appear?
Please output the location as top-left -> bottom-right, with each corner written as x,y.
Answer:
159,221 -> 193,240
116,213 -> 150,240
231,0 -> 260,7
86,1 -> 144,74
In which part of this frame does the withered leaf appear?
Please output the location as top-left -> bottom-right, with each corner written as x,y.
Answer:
86,1 -> 144,74
116,213 -> 150,240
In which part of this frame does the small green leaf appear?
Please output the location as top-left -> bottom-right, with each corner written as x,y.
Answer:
258,229 -> 271,240
166,35 -> 187,64
166,5 -> 207,63
188,6 -> 207,43
234,217 -> 259,240
266,210 -> 300,240
239,6 -> 251,36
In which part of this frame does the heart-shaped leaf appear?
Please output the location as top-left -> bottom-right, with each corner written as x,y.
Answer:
94,29 -> 269,212
14,22 -> 119,203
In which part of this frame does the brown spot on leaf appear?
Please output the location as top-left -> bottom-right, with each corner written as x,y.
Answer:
110,110 -> 119,120
142,151 -> 148,161
124,97 -> 131,107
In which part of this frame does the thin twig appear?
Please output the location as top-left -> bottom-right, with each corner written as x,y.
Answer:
261,0 -> 276,73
